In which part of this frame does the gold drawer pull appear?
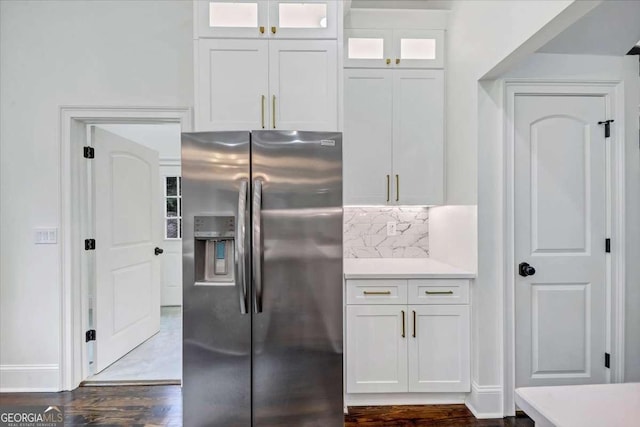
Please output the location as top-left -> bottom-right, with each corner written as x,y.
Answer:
425,290 -> 454,295
363,290 -> 391,295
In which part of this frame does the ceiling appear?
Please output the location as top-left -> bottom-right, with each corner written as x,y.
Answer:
538,1 -> 640,56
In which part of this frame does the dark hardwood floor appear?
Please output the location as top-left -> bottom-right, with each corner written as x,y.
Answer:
0,385 -> 532,426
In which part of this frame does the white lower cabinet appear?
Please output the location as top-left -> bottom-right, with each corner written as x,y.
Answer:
408,305 -> 470,392
346,305 -> 408,393
346,279 -> 470,395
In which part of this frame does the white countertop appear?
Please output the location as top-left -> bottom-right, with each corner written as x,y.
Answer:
343,258 -> 475,279
515,383 -> 640,427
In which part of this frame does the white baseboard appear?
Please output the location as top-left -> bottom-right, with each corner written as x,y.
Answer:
0,364 -> 60,392
465,382 -> 503,419
346,392 -> 467,406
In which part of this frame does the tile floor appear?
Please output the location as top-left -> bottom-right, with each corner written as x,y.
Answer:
84,306 -> 181,383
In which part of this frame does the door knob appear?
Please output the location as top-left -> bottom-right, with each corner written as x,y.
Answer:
518,262 -> 535,277
154,247 -> 164,256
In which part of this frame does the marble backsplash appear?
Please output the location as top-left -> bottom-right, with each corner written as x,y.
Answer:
344,207 -> 429,258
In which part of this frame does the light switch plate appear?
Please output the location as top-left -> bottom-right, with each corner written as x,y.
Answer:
35,228 -> 58,244
386,221 -> 397,236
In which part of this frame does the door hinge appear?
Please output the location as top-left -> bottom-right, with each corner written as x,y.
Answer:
84,239 -> 96,250
85,329 -> 96,342
605,352 -> 610,369
83,146 -> 95,159
598,120 -> 614,138
606,238 -> 611,253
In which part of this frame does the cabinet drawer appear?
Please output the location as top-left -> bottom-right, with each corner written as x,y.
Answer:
408,279 -> 469,305
346,280 -> 407,305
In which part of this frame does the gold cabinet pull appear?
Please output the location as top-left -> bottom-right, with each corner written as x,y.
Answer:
261,95 -> 265,129
425,290 -> 454,295
395,174 -> 399,201
272,95 -> 276,128
386,58 -> 391,65
386,175 -> 390,202
401,310 -> 406,338
259,26 -> 265,34
396,58 -> 400,65
363,290 -> 391,295
412,310 -> 416,338
271,26 -> 277,34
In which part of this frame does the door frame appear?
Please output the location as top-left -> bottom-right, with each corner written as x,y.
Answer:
503,81 -> 626,414
59,106 -> 192,390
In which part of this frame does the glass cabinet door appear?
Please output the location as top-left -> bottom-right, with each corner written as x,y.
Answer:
197,0 -> 269,38
392,29 -> 444,68
344,29 -> 393,68
268,0 -> 337,39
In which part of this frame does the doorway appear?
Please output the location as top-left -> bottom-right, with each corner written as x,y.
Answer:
59,107 -> 191,390
503,83 -> 626,412
82,124 -> 182,384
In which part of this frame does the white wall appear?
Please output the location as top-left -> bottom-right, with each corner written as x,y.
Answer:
475,53 -> 640,415
96,124 -> 182,161
0,1 -> 192,391
428,205 -> 477,272
446,0 -> 577,204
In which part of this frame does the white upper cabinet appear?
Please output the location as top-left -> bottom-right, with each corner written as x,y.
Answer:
196,0 -> 337,39
343,68 -> 444,205
268,40 -> 337,131
393,29 -> 444,68
343,69 -> 393,205
344,29 -> 392,68
197,1 -> 269,38
345,28 -> 445,69
392,69 -> 444,205
196,39 -> 269,130
269,0 -> 337,39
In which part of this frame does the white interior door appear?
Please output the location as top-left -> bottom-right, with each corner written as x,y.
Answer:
515,95 -> 608,388
93,127 -> 162,373
160,166 -> 182,307
268,39 -> 337,131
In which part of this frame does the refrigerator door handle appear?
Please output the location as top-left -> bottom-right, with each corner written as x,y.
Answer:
252,178 -> 263,313
236,179 -> 249,314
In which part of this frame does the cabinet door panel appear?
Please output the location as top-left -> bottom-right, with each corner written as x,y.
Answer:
197,39 -> 269,131
196,0 -> 269,39
392,69 -> 444,205
408,305 -> 470,392
269,0 -> 337,39
344,29 -> 393,68
392,29 -> 444,69
343,69 -> 392,205
269,40 -> 337,131
346,305 -> 408,393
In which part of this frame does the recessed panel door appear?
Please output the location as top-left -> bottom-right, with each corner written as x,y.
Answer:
515,95 -> 608,388
346,305 -> 408,393
93,128 -> 161,373
343,68 -> 393,205
268,40 -> 337,131
392,69 -> 444,205
197,39 -> 269,131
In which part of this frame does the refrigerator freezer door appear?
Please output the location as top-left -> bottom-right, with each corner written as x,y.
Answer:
251,131 -> 344,426
182,131 -> 252,427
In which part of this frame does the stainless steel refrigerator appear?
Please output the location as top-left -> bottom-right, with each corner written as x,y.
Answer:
182,131 -> 343,427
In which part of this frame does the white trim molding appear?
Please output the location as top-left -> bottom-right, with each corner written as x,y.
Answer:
0,364 -> 60,392
502,80 -> 626,415
346,392 -> 466,407
465,382 -> 503,419
59,106 -> 192,391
